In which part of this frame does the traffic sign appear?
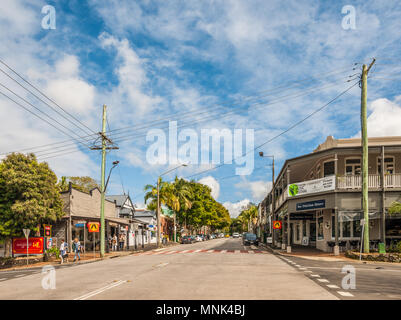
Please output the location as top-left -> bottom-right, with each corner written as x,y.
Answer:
23,228 -> 30,238
87,222 -> 100,233
273,221 -> 282,230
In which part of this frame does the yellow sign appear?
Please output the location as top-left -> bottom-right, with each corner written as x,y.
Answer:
273,221 -> 282,230
87,222 -> 100,233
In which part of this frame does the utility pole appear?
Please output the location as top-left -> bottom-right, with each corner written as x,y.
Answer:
91,105 -> 119,258
361,58 -> 375,253
156,176 -> 161,248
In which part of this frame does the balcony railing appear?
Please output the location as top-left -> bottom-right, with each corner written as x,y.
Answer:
337,174 -> 401,189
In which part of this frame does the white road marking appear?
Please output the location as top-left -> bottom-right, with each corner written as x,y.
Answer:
317,279 -> 330,283
74,280 -> 127,300
248,250 -> 255,254
295,265 -> 301,267
194,249 -> 201,253
311,274 -> 320,278
206,250 -> 214,253
304,270 -> 313,273
155,262 -> 169,268
299,267 -> 307,270
15,274 -> 27,278
327,284 -> 340,289
166,251 -> 177,254
181,250 -> 189,253
234,250 -> 240,254
221,250 -> 227,253
337,291 -> 354,297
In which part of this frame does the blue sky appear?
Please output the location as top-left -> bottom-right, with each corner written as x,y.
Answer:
1,0 -> 401,217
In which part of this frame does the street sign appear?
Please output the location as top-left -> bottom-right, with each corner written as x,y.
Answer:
46,237 -> 53,249
273,221 -> 282,230
23,228 -> 30,238
87,222 -> 100,233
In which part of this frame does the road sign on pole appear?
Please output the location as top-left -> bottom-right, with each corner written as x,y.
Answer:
23,229 -> 30,266
273,221 -> 282,230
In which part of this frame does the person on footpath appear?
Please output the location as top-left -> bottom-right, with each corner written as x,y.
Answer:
119,233 -> 125,251
72,238 -> 81,262
59,239 -> 67,264
112,234 -> 118,251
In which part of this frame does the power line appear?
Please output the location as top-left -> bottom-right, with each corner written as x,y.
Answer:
0,89 -> 93,149
184,80 -> 360,180
34,78 -> 354,159
5,66 -> 356,156
0,59 -> 96,135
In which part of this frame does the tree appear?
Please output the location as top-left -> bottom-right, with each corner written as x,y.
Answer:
0,153 -> 64,256
58,176 -> 100,193
389,201 -> 401,215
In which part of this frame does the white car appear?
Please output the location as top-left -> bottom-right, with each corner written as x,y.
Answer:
195,235 -> 203,242
232,232 -> 240,238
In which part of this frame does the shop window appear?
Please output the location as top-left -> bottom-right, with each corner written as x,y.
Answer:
342,220 -> 351,238
324,161 -> 335,177
303,222 -> 307,238
378,156 -> 395,174
331,215 -> 335,238
352,220 -> 361,237
318,217 -> 324,240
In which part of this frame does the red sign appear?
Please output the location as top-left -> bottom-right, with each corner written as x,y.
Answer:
12,237 -> 44,255
43,224 -> 52,237
273,221 -> 282,230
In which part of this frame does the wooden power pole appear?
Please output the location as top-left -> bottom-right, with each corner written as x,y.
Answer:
361,58 -> 375,253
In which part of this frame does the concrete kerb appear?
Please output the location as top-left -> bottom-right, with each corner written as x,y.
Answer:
0,242 -> 180,272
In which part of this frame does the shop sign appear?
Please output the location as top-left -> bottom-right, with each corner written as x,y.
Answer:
289,213 -> 314,220
296,200 -> 325,211
13,237 -> 44,255
288,176 -> 335,197
46,237 -> 53,248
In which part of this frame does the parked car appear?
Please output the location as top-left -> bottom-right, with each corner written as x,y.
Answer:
243,233 -> 259,246
181,235 -> 194,244
225,234 -> 230,238
232,232 -> 240,238
195,235 -> 203,242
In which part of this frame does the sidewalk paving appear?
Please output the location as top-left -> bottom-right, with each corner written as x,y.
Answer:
0,241 -> 179,272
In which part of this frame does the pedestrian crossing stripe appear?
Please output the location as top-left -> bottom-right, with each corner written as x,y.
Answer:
134,249 -> 269,256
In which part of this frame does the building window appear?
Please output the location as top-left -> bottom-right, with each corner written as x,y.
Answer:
324,161 -> 335,177
352,220 -> 361,237
345,158 -> 361,175
318,217 -> 324,240
378,156 -> 395,174
342,220 -> 351,238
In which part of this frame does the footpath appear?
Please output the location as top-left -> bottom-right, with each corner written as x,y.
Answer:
0,241 -> 179,272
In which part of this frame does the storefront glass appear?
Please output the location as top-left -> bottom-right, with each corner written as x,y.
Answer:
318,217 -> 324,240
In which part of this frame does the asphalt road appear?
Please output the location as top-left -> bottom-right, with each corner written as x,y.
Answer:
277,254 -> 401,300
0,237 -> 337,300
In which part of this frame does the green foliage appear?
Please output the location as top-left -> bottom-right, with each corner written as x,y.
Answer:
388,201 -> 401,215
388,241 -> 401,253
0,153 -> 64,239
46,246 -> 60,257
144,177 -> 230,232
58,176 -> 100,193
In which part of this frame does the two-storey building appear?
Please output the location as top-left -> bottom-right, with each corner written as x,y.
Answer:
259,136 -> 401,254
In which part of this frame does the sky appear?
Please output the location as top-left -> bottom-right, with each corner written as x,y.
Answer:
0,0 -> 401,218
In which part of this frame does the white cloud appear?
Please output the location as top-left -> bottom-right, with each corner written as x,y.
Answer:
366,98 -> 401,137
223,199 -> 251,218
199,175 -> 220,199
235,179 -> 271,202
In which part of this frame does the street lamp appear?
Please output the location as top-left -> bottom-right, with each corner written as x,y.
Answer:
259,152 -> 275,247
105,161 -> 119,192
156,163 -> 188,247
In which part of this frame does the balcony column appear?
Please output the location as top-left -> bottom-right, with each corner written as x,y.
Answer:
286,167 -> 291,253
334,153 -> 339,255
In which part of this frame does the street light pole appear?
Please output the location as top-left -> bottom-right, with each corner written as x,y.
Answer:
156,163 -> 188,248
259,152 -> 275,247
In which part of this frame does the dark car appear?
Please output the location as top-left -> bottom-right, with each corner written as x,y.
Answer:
181,235 -> 194,244
243,233 -> 259,246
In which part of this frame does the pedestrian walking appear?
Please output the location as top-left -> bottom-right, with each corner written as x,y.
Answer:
59,239 -> 67,264
72,238 -> 81,262
112,234 -> 117,251
119,233 -> 125,250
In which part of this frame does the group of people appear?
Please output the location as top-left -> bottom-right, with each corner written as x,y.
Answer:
59,238 -> 82,264
108,233 -> 126,251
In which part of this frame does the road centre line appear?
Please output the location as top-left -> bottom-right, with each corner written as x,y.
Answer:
317,279 -> 330,283
327,284 -> 340,289
337,291 -> 354,297
74,280 -> 127,300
